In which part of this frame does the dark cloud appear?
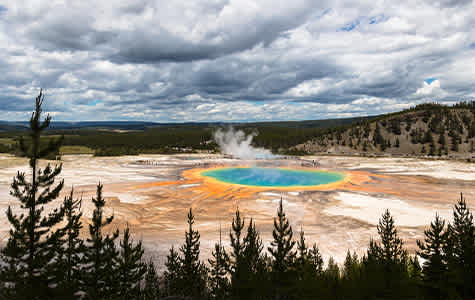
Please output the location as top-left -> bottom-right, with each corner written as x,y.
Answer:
27,15 -> 115,51
435,0 -> 473,7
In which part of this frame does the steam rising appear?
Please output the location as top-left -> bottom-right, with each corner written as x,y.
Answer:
214,128 -> 275,159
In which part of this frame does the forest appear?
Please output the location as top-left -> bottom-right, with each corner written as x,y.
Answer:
0,114 -> 374,156
1,101 -> 473,158
1,93 -> 474,300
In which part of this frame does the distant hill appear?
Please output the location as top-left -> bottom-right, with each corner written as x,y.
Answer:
0,116 -> 377,131
2,102 -> 473,159
0,121 -> 159,131
296,102 -> 475,159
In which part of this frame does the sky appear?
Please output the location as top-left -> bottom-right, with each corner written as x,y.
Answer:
0,0 -> 474,122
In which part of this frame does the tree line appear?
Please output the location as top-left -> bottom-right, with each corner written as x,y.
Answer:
1,92 -> 474,299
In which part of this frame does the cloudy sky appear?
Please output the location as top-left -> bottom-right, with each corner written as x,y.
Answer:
0,0 -> 474,122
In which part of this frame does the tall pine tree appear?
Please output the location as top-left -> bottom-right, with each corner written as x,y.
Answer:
164,246 -> 182,297
229,208 -> 246,298
446,193 -> 475,300
56,189 -> 85,299
373,209 -> 409,298
179,208 -> 207,299
142,259 -> 160,300
116,226 -> 147,300
268,198 -> 296,298
241,219 -> 268,299
208,226 -> 231,300
0,90 -> 65,300
417,213 -> 449,299
82,183 -> 119,300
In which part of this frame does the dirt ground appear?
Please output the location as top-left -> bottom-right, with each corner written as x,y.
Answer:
0,154 -> 473,270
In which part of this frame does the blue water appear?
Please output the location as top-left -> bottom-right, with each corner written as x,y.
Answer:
201,167 -> 344,187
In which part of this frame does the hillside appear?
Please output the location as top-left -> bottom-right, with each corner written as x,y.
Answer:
0,117 -> 373,156
296,102 -> 475,159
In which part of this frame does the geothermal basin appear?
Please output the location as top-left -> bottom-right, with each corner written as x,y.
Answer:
0,153 -> 474,270
201,167 -> 345,187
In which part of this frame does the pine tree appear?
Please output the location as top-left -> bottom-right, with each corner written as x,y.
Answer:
429,141 -> 436,156
341,251 -> 361,299
82,183 -> 119,300
343,250 -> 360,281
142,259 -> 160,300
374,209 -> 409,298
241,219 -> 268,298
324,257 -> 341,298
0,90 -> 66,300
243,219 -> 264,276
208,227 -> 230,300
438,132 -> 446,146
325,257 -> 340,281
308,243 -> 324,275
179,208 -> 207,299
56,189 -> 85,299
408,255 -> 422,282
294,229 -> 322,298
377,209 -> 407,266
229,208 -> 246,298
296,228 -> 308,278
164,246 -> 181,297
446,193 -> 475,300
116,226 -> 147,299
373,123 -> 384,147
416,214 -> 449,299
268,198 -> 296,298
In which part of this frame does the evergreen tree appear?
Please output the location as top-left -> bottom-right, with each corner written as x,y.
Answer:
142,259 -> 160,300
342,250 -> 360,281
82,183 -> 120,300
242,219 -> 268,299
308,243 -> 324,275
179,208 -> 207,299
164,246 -> 181,297
294,229 -> 323,298
446,193 -> 475,300
429,141 -> 436,156
438,132 -> 446,146
296,228 -> 308,278
56,189 -> 85,299
116,226 -> 147,300
324,257 -> 341,298
368,210 -> 410,299
377,210 -> 407,265
229,208 -> 246,298
341,251 -> 361,299
416,214 -> 449,299
373,123 -> 384,147
268,198 -> 296,298
0,90 -> 65,300
325,257 -> 340,280
243,219 -> 265,276
409,255 -> 422,278
208,227 -> 230,300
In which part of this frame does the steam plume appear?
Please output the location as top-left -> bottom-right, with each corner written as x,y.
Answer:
214,127 -> 275,159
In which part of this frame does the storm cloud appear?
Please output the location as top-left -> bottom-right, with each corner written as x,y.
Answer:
0,0 -> 474,122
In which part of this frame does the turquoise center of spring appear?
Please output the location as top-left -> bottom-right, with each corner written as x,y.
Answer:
201,167 -> 344,187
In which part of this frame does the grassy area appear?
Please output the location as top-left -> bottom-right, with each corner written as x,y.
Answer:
0,138 -> 15,145
59,145 -> 95,155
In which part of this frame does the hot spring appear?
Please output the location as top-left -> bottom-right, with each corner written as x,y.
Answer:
201,167 -> 345,187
